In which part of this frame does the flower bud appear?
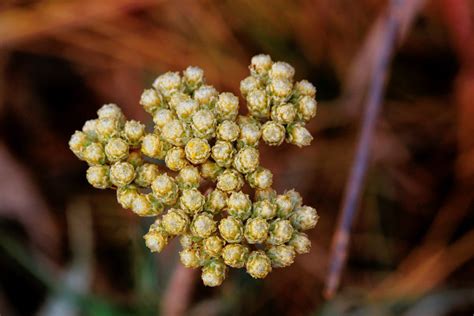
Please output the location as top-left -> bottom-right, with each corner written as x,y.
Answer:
233,146 -> 259,174
238,118 -> 261,147
185,138 -> 211,164
96,117 -> 122,142
285,189 -> 303,209
275,194 -> 293,218
261,121 -> 285,146
246,250 -> 272,279
269,78 -> 293,101
267,219 -> 294,245
140,89 -> 163,114
153,108 -> 175,131
176,99 -> 199,121
69,131 -> 89,159
151,173 -> 179,205
287,123 -> 313,147
290,206 -> 319,231
216,120 -> 240,142
254,188 -> 277,201
216,169 -> 244,192
135,163 -> 160,187
180,248 -> 202,268
165,146 -> 188,171
269,61 -> 295,80
105,137 -> 129,162
83,143 -> 106,165
141,134 -> 169,159
244,217 -> 269,244
227,191 -> 252,220
252,200 -> 277,219
215,92 -> 239,121
250,54 -> 272,76
201,260 -> 227,287
117,185 -> 139,209
240,76 -> 261,97
153,72 -> 182,98
82,120 -> 98,140
222,244 -> 249,268
294,80 -> 316,98
211,140 -> 235,168
110,161 -> 136,187
246,89 -> 269,119
246,167 -> 273,189
289,232 -> 311,254
218,216 -> 243,243
86,165 -> 110,189
203,235 -> 225,257
144,229 -> 168,253
180,188 -> 205,214
177,165 -> 201,189
191,109 -> 216,139
191,212 -> 217,238
123,120 -> 145,146
179,234 -> 199,249
271,103 -> 297,124
194,85 -> 218,108
168,92 -> 191,111
200,161 -> 223,181
127,151 -> 143,168
162,208 -> 189,235
161,119 -> 191,147
266,245 -> 295,268
204,189 -> 227,214
97,103 -> 125,122
296,96 -> 317,122
131,193 -> 164,217
183,66 -> 204,91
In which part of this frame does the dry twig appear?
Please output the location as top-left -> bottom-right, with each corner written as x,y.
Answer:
324,0 -> 425,298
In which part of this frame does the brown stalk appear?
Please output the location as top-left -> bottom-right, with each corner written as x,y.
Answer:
323,0 -> 425,299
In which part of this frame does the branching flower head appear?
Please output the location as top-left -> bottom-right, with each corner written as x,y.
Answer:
69,54 -> 319,286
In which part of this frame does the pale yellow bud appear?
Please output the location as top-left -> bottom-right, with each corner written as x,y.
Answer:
287,123 -> 313,147
203,235 -> 225,257
140,88 -> 163,114
83,143 -> 106,165
244,217 -> 269,244
165,146 -> 188,171
266,245 -> 295,268
180,188 -> 205,214
216,169 -> 244,192
135,163 -> 160,187
233,146 -> 259,174
191,213 -> 217,238
105,137 -> 129,162
177,165 -> 201,189
86,165 -> 110,189
252,200 -> 277,219
123,120 -> 145,146
215,92 -> 239,121
222,244 -> 249,268
185,138 -> 211,164
162,208 -> 189,235
261,121 -> 285,146
246,250 -> 272,279
211,140 -> 235,167
110,161 -> 136,187
216,120 -> 240,142
218,216 -> 243,243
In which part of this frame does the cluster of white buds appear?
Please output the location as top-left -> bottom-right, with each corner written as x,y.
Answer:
69,55 -> 319,286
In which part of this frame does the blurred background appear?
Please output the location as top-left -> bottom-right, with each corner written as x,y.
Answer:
0,0 -> 473,315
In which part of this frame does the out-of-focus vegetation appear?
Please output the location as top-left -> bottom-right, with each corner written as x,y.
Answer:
0,1 -> 473,315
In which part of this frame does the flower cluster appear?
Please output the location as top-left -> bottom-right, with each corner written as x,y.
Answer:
69,54 -> 319,286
